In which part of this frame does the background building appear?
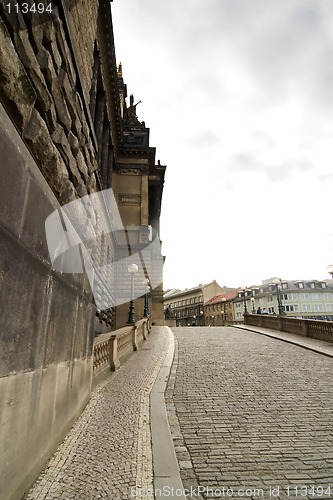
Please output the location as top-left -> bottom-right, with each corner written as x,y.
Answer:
234,279 -> 333,321
204,290 -> 239,326
164,281 -> 235,326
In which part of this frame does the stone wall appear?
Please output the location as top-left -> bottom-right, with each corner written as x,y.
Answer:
0,4 -> 99,203
67,0 -> 99,101
0,2 -> 166,496
0,3 -> 112,499
0,103 -> 94,500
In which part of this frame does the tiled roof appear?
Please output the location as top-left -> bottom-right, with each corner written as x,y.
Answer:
205,290 -> 239,305
248,279 -> 333,297
163,281 -> 215,299
163,288 -> 181,299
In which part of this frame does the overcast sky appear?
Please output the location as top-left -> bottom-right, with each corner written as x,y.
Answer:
112,0 -> 333,291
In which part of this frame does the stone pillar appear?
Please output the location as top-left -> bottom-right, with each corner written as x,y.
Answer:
132,325 -> 138,351
109,335 -> 120,371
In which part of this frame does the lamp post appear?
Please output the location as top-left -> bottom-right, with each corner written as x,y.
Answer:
250,296 -> 255,314
127,263 -> 138,324
143,278 -> 150,318
221,297 -> 227,324
272,278 -> 284,315
239,287 -> 248,315
200,310 -> 204,326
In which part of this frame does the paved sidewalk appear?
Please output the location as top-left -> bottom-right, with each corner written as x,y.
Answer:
234,324 -> 333,358
24,326 -> 170,500
167,326 -> 333,500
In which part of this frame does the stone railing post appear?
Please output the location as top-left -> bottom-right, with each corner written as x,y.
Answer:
143,321 -> 147,340
277,316 -> 283,331
302,320 -> 309,337
132,325 -> 138,351
109,334 -> 120,371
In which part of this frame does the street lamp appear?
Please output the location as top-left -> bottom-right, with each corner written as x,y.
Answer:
327,265 -> 333,279
142,278 -> 150,318
272,278 -> 284,315
127,263 -> 138,324
221,297 -> 227,324
200,310 -> 204,326
239,287 -> 248,315
250,296 -> 255,314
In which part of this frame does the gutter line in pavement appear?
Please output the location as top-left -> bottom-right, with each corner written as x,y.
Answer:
150,327 -> 187,500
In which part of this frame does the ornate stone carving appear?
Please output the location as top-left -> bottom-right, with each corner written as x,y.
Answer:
118,168 -> 141,175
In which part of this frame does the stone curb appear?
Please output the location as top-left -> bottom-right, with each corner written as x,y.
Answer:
150,327 -> 187,500
234,324 -> 333,358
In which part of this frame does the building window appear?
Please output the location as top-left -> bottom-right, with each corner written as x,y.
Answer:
312,293 -> 320,300
298,282 -> 304,288
324,292 -> 333,300
287,293 -> 296,300
285,305 -> 298,312
282,282 -> 288,289
321,282 -> 327,288
325,304 -> 333,312
300,293 -> 309,300
301,304 -> 311,312
313,304 -> 323,312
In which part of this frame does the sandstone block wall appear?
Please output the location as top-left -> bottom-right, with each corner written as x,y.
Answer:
0,3 -> 114,498
0,2 -> 166,494
0,103 -> 94,500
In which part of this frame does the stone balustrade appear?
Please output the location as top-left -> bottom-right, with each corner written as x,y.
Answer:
244,314 -> 333,343
92,318 -> 151,378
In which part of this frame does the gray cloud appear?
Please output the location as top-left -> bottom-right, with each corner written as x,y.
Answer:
229,152 -> 313,182
186,129 -> 220,149
115,0 -> 333,112
317,173 -> 333,182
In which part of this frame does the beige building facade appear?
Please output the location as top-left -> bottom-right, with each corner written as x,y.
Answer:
164,281 -> 235,326
234,279 -> 333,322
204,290 -> 239,326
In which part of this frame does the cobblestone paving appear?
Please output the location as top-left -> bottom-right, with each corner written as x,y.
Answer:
166,327 -> 333,500
24,326 -> 169,500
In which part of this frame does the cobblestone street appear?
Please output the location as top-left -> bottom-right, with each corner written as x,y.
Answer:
166,327 -> 333,500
